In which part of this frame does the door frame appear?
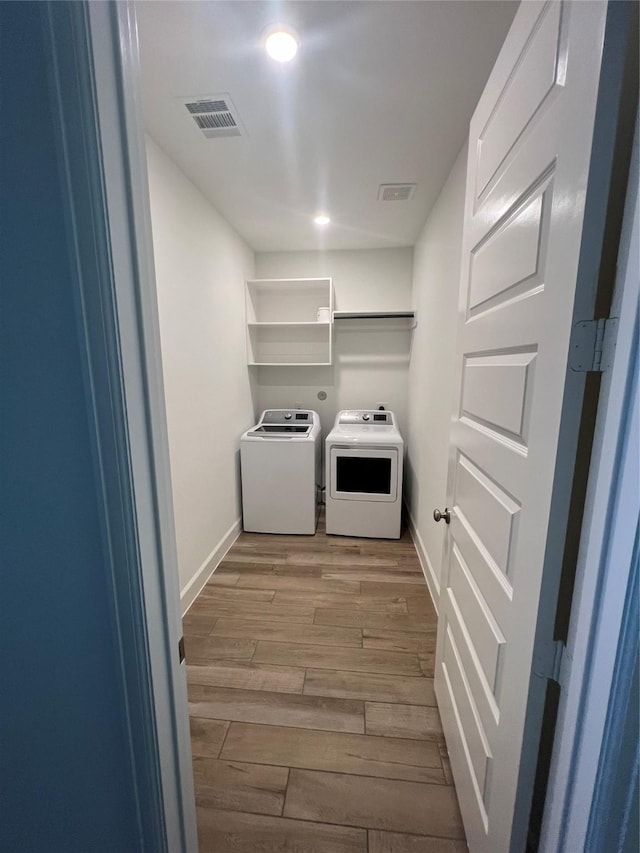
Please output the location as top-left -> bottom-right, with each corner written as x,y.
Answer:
46,2 -> 197,850
539,116 -> 639,853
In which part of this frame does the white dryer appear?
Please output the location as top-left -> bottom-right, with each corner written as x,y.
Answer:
241,410 -> 321,534
325,410 -> 404,539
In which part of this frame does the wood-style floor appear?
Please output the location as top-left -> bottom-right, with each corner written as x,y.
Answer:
184,512 -> 467,853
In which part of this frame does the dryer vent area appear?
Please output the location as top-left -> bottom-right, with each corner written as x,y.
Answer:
182,513 -> 466,851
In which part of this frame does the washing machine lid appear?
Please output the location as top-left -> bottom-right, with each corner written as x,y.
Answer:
243,408 -> 320,440
248,424 -> 312,436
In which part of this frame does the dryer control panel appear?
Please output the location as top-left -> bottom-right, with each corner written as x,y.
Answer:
337,410 -> 394,425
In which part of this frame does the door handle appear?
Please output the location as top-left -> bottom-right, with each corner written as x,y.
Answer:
433,507 -> 451,524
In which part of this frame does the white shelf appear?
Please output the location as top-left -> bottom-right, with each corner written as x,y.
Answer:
245,277 -> 333,365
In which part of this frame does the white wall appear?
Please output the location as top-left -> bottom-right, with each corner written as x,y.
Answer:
146,137 -> 256,611
406,143 -> 467,606
254,248 -> 414,438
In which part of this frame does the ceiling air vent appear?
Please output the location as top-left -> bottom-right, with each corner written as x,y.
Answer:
377,183 -> 417,202
183,95 -> 242,139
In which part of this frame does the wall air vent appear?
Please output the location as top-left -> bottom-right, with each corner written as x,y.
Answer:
183,94 -> 242,139
377,183 -> 417,201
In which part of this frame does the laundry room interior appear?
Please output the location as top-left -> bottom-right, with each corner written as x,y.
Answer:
135,1 -> 525,847
139,0 -> 518,612
127,1 -> 635,850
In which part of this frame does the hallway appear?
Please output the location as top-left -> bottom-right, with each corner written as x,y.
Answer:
183,515 -> 466,851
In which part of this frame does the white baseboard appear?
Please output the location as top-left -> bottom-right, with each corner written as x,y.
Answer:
406,506 -> 440,613
180,517 -> 242,616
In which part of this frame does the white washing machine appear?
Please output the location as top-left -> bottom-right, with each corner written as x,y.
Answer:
325,410 -> 404,539
241,409 -> 321,534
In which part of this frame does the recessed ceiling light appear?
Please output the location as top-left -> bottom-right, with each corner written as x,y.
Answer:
264,26 -> 298,63
313,214 -> 331,226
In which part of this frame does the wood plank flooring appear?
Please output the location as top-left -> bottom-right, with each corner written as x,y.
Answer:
185,512 -> 466,852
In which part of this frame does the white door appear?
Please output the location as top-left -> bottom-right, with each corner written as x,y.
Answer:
434,2 -> 609,851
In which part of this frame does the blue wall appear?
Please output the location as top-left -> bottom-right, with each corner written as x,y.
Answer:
0,3 -> 140,849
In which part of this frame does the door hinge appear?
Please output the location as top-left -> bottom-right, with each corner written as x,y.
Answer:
569,318 -> 618,372
178,635 -> 185,664
534,639 -> 566,686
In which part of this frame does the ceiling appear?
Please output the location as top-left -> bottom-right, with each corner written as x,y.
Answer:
136,1 -> 518,253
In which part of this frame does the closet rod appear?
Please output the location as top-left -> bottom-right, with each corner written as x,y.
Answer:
333,311 -> 415,320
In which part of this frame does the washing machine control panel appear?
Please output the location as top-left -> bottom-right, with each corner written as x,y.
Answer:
261,410 -> 314,425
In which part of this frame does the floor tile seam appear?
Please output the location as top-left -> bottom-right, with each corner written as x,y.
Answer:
274,607 -> 414,617
231,584 -> 366,595
188,716 -> 232,759
191,684 -> 437,708
206,756 -> 449,786
254,665 -> 423,678
269,589 -> 412,601
188,683 -> 305,696
206,631 -> 365,650
197,803 -> 371,840
193,795 -> 286,821
362,730 -> 446,745
188,613 -> 317,625
278,795 -> 465,837
363,699 -> 441,712
183,620 -> 218,638
214,718 -> 446,752
314,622 -> 434,635
186,654 -> 310,669
362,645 -> 436,654
190,659 -> 429,680
186,660 -> 308,672
188,681 -> 367,705
252,637 -> 421,658
367,827 -> 467,839
302,664 -> 432,680
207,637 -> 366,651
191,755 -> 447,787
189,713 -> 367,736
361,626 -> 438,635
301,693 -> 437,707
360,717 -> 445,745
212,718 -> 233,759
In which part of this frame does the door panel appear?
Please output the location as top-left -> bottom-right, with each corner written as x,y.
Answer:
455,453 -> 520,578
461,351 -> 536,441
449,544 -> 505,690
442,620 -> 492,802
434,2 -> 608,850
468,190 -> 547,316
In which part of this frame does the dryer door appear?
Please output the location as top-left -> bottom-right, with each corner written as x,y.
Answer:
329,446 -> 398,502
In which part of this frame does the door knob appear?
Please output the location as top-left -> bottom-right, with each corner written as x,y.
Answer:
433,507 -> 451,524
